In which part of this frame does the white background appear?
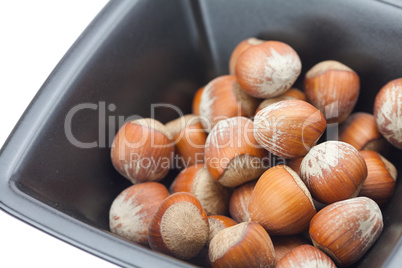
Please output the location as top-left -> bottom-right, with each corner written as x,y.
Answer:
0,1 -> 117,267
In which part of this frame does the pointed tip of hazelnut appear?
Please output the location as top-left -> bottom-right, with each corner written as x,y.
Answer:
165,114 -> 201,137
131,118 -> 173,140
229,38 -> 264,75
306,60 -> 354,78
246,37 -> 264,45
255,95 -> 296,114
283,88 -> 306,101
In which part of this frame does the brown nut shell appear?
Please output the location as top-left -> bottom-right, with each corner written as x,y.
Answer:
199,75 -> 258,132
147,192 -> 209,260
208,222 -> 275,268
276,244 -> 336,268
286,157 -> 304,177
166,114 -> 207,167
282,88 -> 306,101
374,78 -> 402,149
339,112 -> 388,152
228,180 -> 257,222
229,37 -> 264,75
205,117 -> 268,187
309,197 -> 383,267
192,86 -> 204,115
170,165 -> 231,215
249,165 -> 316,235
109,182 -> 169,245
255,95 -> 296,115
300,141 -> 367,204
111,118 -> 174,184
235,41 -> 301,98
271,235 -> 311,264
358,150 -> 397,206
254,100 -> 326,159
304,60 -> 360,123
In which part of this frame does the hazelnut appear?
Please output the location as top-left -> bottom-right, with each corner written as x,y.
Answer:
255,95 -> 296,115
147,192 -> 209,260
286,156 -> 304,177
254,99 -> 326,159
228,180 -> 257,222
339,112 -> 388,153
166,114 -> 207,167
229,37 -> 264,75
208,222 -> 275,268
204,116 -> 268,187
374,78 -> 402,149
235,41 -> 302,98
300,141 -> 367,204
111,118 -> 174,184
248,165 -> 316,235
276,245 -> 336,268
309,197 -> 383,267
358,150 -> 397,206
282,88 -> 306,101
304,60 -> 360,123
192,86 -> 204,115
199,75 -> 259,132
207,215 -> 237,246
255,88 -> 306,114
271,235 -> 310,264
170,165 -> 231,215
109,182 -> 169,245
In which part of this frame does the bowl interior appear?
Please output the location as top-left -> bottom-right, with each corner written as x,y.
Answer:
4,0 -> 402,267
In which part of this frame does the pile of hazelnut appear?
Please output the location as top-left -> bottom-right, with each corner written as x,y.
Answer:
108,38 -> 401,267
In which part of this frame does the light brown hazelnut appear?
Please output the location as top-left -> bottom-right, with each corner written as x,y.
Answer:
304,60 -> 360,123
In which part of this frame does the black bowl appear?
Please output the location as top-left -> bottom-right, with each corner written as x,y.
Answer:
1,0 -> 401,267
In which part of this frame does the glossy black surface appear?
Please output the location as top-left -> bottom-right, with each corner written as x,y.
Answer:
0,0 -> 401,267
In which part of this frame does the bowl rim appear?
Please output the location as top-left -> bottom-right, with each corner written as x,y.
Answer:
1,0 -> 402,267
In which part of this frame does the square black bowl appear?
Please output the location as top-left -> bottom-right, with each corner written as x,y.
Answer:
1,0 -> 402,267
